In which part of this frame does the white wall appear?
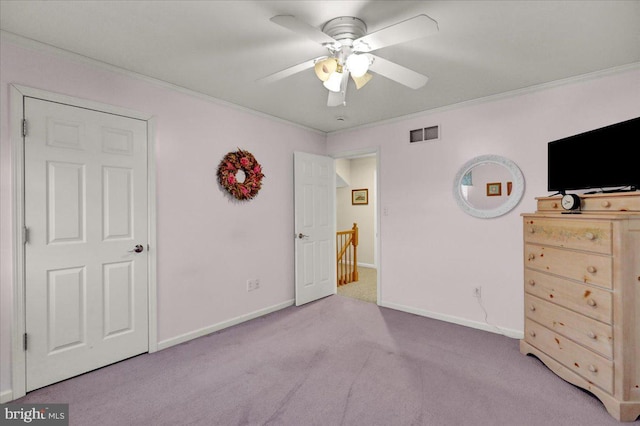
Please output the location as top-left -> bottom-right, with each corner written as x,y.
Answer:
327,67 -> 640,337
0,38 -> 326,397
336,157 -> 376,266
335,158 -> 351,186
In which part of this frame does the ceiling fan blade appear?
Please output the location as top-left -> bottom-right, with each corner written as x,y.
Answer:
368,54 -> 428,89
270,15 -> 338,46
327,90 -> 345,107
353,14 -> 438,52
327,72 -> 349,107
257,57 -> 325,84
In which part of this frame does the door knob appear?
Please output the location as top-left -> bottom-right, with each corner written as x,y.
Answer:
129,244 -> 144,253
297,233 -> 309,239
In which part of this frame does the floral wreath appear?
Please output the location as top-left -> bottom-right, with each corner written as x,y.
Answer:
217,149 -> 265,200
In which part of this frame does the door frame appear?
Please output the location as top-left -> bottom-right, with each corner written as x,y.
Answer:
9,84 -> 158,399
331,147 -> 381,304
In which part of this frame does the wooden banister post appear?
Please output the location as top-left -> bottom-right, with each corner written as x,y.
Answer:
352,223 -> 358,281
352,223 -> 358,246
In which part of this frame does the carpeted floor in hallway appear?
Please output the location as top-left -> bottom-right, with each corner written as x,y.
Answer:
337,266 -> 377,303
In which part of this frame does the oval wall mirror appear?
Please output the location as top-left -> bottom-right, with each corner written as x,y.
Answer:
453,154 -> 525,218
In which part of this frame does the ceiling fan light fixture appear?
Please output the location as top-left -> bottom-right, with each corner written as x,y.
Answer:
351,72 -> 372,90
323,70 -> 343,92
314,58 -> 337,82
265,14 -> 436,105
345,53 -> 370,77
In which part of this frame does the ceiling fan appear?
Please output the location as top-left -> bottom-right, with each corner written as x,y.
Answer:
259,14 -> 439,107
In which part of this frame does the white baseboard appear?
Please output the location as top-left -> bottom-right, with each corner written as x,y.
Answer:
157,299 -> 295,351
1,389 -> 13,404
379,301 -> 524,339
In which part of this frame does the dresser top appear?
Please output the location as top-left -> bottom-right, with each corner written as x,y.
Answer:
535,191 -> 640,202
530,192 -> 640,216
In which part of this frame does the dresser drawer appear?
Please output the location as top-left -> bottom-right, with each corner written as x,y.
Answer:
525,294 -> 613,358
523,218 -> 612,254
525,318 -> 613,393
524,244 -> 612,289
581,195 -> 640,212
536,194 -> 640,213
524,269 -> 612,324
536,198 -> 563,212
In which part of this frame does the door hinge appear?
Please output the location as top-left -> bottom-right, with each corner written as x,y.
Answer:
22,119 -> 27,137
23,226 -> 29,244
23,333 -> 28,351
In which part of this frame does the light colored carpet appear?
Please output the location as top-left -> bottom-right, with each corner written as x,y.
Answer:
337,266 -> 377,303
14,295 -> 629,425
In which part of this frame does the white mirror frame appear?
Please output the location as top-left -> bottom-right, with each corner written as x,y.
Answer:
453,154 -> 525,218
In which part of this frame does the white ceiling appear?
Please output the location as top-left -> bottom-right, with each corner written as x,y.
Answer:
1,1 -> 639,133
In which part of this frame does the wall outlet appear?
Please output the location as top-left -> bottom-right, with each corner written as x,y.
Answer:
473,286 -> 482,298
247,279 -> 260,292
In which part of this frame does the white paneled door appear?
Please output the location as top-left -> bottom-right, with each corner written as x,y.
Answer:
293,152 -> 336,306
24,98 -> 149,391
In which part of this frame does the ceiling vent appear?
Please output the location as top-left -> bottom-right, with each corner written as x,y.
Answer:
409,125 -> 440,143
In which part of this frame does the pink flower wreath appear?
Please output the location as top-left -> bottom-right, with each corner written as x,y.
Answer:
217,149 -> 265,200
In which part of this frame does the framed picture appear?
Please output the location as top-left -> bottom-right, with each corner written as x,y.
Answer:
507,181 -> 513,196
486,182 -> 502,197
352,189 -> 368,205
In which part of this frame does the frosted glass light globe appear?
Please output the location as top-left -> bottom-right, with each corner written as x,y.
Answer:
323,72 -> 343,92
346,54 -> 370,77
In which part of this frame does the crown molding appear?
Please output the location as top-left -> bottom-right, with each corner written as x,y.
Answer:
327,62 -> 640,137
0,30 -> 326,136
3,30 -> 638,138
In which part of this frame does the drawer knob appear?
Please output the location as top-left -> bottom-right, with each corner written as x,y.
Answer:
529,304 -> 536,312
584,232 -> 595,240
587,266 -> 597,274
551,202 -> 558,208
587,331 -> 597,340
601,201 -> 611,208
587,298 -> 597,307
528,253 -> 535,261
588,364 -> 598,373
529,331 -> 536,338
528,227 -> 535,234
528,279 -> 536,286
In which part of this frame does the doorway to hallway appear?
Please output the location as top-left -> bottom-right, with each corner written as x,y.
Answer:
334,151 -> 379,304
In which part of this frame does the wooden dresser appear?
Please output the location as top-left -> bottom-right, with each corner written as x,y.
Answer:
520,192 -> 640,422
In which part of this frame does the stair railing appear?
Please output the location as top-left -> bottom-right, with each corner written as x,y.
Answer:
336,223 -> 359,286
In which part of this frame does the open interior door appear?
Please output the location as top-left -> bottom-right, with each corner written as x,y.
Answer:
293,152 -> 336,306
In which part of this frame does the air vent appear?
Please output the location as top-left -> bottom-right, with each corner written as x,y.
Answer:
410,129 -> 423,143
409,125 -> 440,143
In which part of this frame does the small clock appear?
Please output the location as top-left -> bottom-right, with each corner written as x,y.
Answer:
561,193 -> 581,211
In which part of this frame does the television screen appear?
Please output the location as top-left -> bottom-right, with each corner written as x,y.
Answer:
547,117 -> 640,193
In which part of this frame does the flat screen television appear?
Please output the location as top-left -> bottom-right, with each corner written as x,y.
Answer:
547,117 -> 640,193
